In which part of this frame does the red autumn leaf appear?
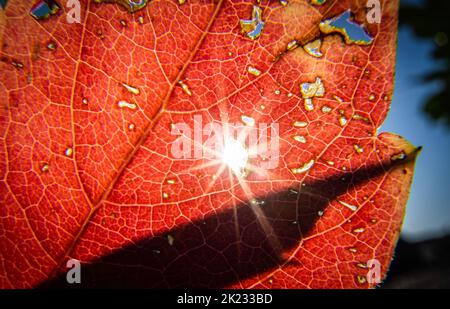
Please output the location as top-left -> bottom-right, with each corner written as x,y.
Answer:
0,0 -> 419,288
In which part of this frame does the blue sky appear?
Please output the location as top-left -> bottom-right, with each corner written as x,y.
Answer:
380,23 -> 450,241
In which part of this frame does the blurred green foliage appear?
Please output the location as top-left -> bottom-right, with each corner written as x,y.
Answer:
400,0 -> 450,126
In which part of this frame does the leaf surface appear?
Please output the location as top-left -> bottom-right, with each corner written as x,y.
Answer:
0,0 -> 417,288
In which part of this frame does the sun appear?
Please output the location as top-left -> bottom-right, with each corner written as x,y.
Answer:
221,138 -> 249,178
183,117 -> 282,260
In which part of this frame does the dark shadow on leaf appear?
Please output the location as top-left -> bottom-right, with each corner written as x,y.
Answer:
39,152 -> 419,288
